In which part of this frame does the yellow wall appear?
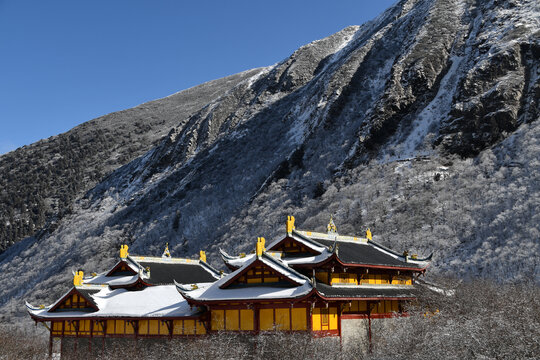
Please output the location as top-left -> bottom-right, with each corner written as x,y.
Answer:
183,320 -> 195,335
125,321 -> 134,335
312,307 -> 338,331
275,308 -> 290,330
330,273 -> 358,285
257,307 -> 307,331
370,300 -> 400,314
291,308 -> 307,330
359,274 -> 412,285
259,309 -> 274,331
342,300 -> 368,313
225,310 -> 239,331
240,309 -> 254,331
172,319 -> 206,335
52,319 -> 206,337
211,310 -> 225,331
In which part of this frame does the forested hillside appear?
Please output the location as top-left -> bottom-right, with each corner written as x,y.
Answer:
0,69 -> 261,252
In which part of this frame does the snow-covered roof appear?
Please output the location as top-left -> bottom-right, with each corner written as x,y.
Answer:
220,228 -> 430,271
219,249 -> 255,269
27,285 -> 199,319
219,249 -> 286,269
286,229 -> 431,270
177,280 -> 313,302
295,229 -> 368,245
85,255 -> 222,287
177,252 -> 313,302
282,252 -> 332,266
83,274 -> 139,286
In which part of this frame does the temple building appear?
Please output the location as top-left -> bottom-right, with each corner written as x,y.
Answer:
26,216 -> 431,356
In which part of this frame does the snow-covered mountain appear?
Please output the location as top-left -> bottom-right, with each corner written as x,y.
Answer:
1,0 -> 539,323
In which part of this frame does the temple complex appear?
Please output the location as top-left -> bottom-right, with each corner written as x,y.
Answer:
27,216 -> 431,356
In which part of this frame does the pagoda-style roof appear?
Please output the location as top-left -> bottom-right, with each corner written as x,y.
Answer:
27,285 -> 200,320
132,256 -> 221,285
265,229 -> 431,271
313,281 -> 417,300
85,255 -> 222,287
224,230 -> 430,271
176,252 -> 313,304
309,238 -> 430,270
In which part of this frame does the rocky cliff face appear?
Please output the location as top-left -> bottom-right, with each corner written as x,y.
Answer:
1,0 -> 538,322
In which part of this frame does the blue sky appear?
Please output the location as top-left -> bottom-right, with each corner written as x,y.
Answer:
0,1 -> 395,155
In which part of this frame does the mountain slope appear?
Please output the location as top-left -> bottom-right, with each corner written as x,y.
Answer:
0,68 -> 262,252
0,0 -> 538,323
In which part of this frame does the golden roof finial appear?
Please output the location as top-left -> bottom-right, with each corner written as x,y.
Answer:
162,243 -> 171,258
327,215 -> 337,234
119,244 -> 129,259
73,270 -> 84,286
286,215 -> 296,233
256,237 -> 265,257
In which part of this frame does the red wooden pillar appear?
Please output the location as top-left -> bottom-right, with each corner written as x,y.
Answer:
89,319 -> 93,355
289,304 -> 293,331
308,302 -> 313,335
254,305 -> 259,334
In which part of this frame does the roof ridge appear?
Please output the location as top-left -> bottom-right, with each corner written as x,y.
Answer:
130,255 -> 202,264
